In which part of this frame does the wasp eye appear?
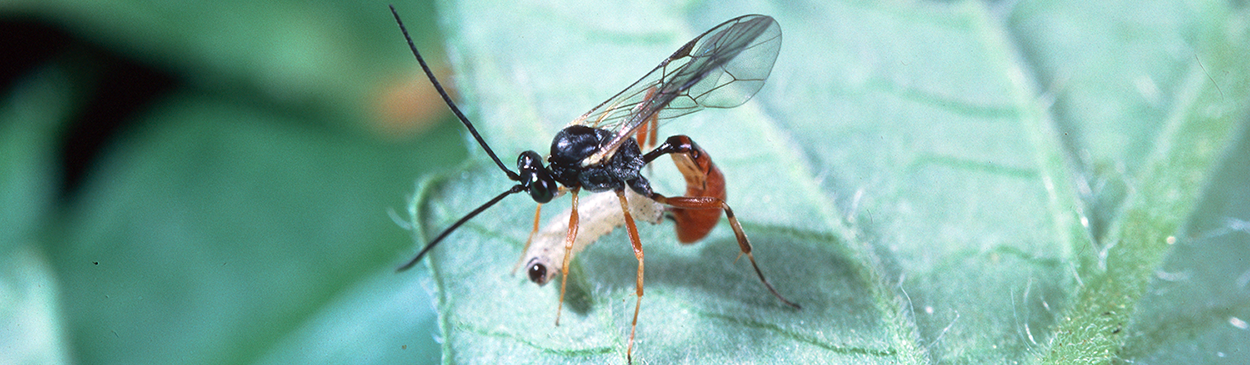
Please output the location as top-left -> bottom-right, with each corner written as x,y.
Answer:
527,263 -> 549,285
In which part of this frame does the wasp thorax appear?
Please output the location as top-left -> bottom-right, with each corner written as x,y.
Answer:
517,150 -> 557,203
548,125 -> 612,167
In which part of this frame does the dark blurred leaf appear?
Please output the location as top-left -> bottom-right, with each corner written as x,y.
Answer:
0,62 -> 77,365
48,91 -> 459,364
3,1 -> 458,364
18,0 -> 449,135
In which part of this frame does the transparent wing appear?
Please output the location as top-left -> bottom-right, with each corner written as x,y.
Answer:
574,15 -> 782,162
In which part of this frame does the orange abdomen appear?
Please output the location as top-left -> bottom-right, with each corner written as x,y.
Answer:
670,143 -> 725,243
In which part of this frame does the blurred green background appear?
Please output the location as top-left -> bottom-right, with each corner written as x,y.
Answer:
2,0 -> 457,364
2,0 -> 1249,364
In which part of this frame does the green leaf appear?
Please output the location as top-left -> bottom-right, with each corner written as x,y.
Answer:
412,0 -> 1250,364
17,0 -> 457,138
1,64 -> 77,365
0,247 -> 70,365
1010,1 -> 1250,363
47,92 -> 458,364
10,1 -> 457,364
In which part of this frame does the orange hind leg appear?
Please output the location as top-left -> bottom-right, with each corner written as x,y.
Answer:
642,135 -> 800,309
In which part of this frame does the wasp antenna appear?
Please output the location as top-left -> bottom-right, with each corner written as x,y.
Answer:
390,5 -> 520,181
397,184 -> 526,271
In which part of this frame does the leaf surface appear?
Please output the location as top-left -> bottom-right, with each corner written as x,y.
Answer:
412,0 -> 1250,364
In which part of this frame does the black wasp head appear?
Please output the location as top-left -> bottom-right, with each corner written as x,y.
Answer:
517,150 -> 558,203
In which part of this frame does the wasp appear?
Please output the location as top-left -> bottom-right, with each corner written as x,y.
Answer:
390,6 -> 798,362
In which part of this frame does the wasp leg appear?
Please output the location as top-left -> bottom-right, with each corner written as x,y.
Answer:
634,100 -> 660,151
648,193 -> 799,309
613,189 -> 645,364
659,135 -> 727,243
642,136 -> 800,309
555,188 -> 580,326
512,204 -> 543,275
647,116 -> 658,151
636,88 -> 661,177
